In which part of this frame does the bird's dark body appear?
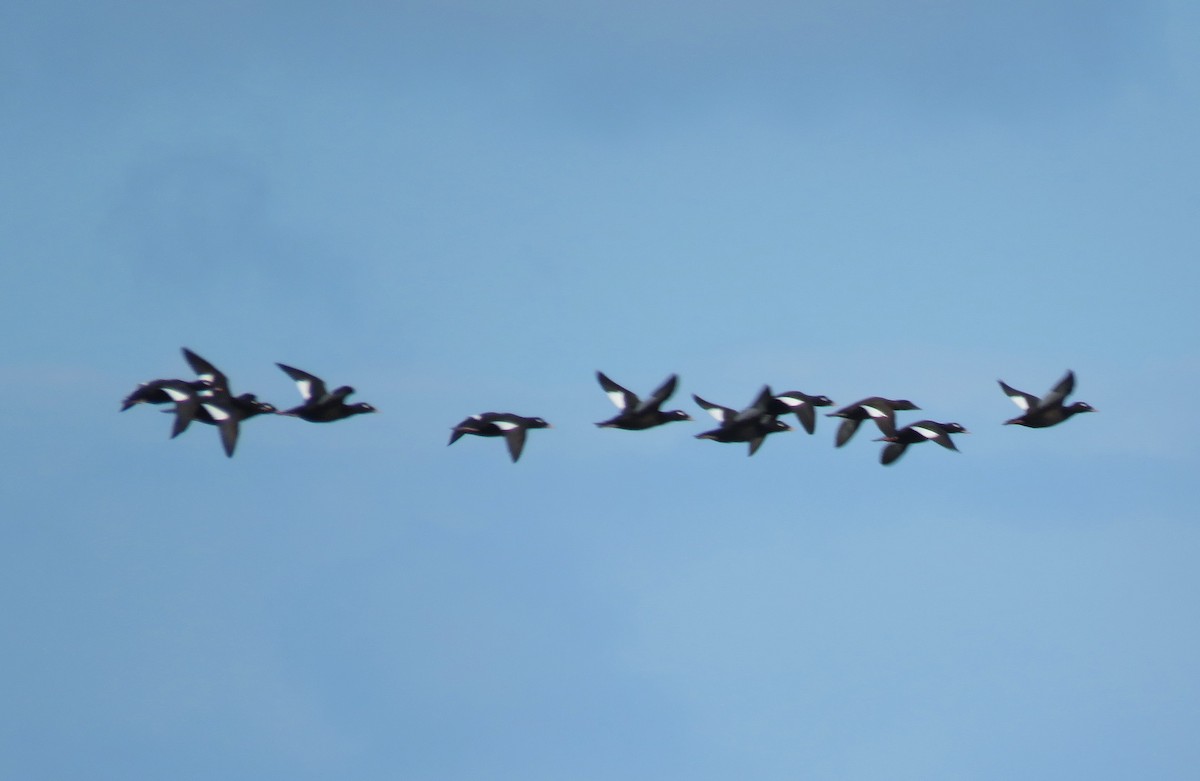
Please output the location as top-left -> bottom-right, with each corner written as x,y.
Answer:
594,371 -> 691,430
999,371 -> 1095,428
449,412 -> 551,462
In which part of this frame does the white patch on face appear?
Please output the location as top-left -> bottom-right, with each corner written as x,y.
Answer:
913,425 -> 940,440
606,390 -> 628,410
493,421 -> 519,430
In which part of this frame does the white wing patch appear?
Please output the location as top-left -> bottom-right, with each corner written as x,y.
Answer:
1001,383 -> 1035,411
705,407 -> 730,423
492,421 -> 519,430
774,396 -> 804,409
161,387 -> 191,402
912,425 -> 940,440
863,403 -> 890,419
605,390 -> 628,410
202,403 -> 232,421
295,379 -> 315,400
1009,394 -> 1031,411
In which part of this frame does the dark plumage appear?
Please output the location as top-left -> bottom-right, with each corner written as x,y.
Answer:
147,379 -> 205,439
827,397 -> 921,447
276,363 -> 377,422
693,386 -> 792,456
122,348 -> 226,412
122,351 -> 224,448
173,349 -> 278,456
183,394 -> 278,457
449,413 -> 551,462
765,390 -> 835,434
181,347 -> 230,393
594,371 -> 691,430
1000,370 -> 1095,428
876,420 -> 968,465
121,378 -> 213,411
205,394 -> 277,421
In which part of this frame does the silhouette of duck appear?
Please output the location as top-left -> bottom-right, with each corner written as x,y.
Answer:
595,371 -> 691,430
876,420 -> 968,465
999,370 -> 1095,428
694,386 -> 792,456
827,397 -> 920,446
449,413 -> 551,462
277,363 -> 377,422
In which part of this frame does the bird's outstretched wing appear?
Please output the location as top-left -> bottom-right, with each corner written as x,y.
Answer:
693,394 -> 735,424
277,363 -> 328,402
998,380 -> 1040,412
182,348 -> 228,392
1039,370 -> 1076,409
597,372 -> 638,411
640,374 -> 679,413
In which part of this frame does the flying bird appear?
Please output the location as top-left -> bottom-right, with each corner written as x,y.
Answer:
694,386 -> 792,456
827,397 -> 921,447
765,390 -> 835,434
449,413 -> 551,462
594,371 -> 691,430
999,370 -> 1095,428
145,379 -> 206,439
171,348 -> 279,456
176,394 -> 278,457
875,420 -> 968,465
121,349 -> 228,446
276,363 -> 377,422
181,347 -> 231,393
121,348 -> 230,412
120,377 -> 213,411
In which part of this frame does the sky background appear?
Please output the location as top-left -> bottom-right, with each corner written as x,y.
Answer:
3,1 -> 1200,779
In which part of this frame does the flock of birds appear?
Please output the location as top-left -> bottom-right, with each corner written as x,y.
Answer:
122,348 -> 1096,464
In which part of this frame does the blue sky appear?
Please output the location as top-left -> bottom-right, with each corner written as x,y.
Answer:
3,2 -> 1200,779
